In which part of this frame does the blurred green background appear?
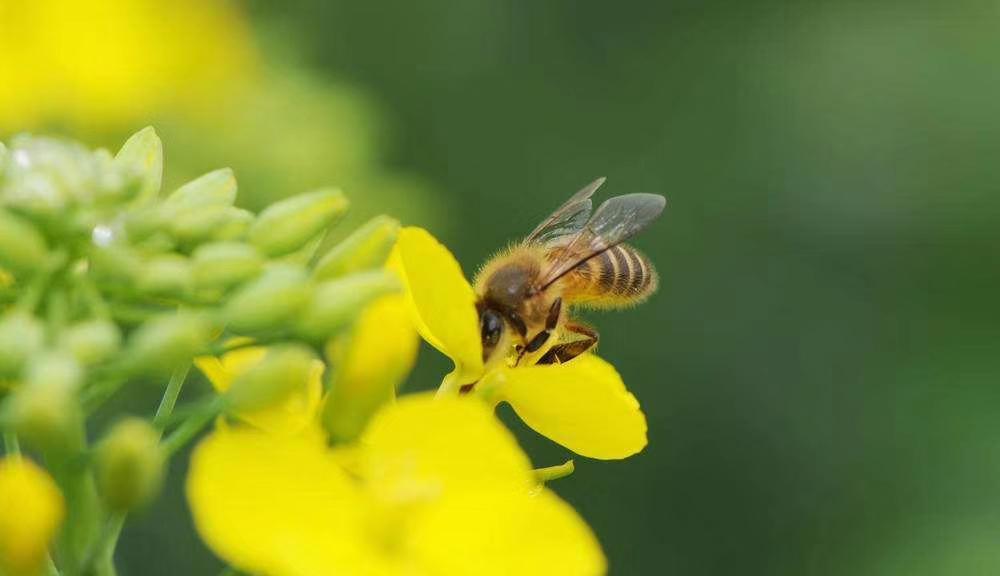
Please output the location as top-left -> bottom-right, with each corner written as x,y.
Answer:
5,0 -> 1000,574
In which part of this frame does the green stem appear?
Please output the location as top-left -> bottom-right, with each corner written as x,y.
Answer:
81,514 -> 123,576
154,365 -> 191,429
44,554 -> 61,576
48,424 -> 101,576
162,398 -> 224,456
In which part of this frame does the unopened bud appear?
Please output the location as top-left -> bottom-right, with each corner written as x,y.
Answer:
122,206 -> 165,242
5,353 -> 83,453
192,242 -> 263,290
168,205 -> 253,247
0,457 -> 64,576
59,319 -> 122,366
137,255 -> 194,297
126,313 -> 213,375
207,208 -> 253,242
322,295 -> 418,442
224,345 -> 317,413
223,265 -> 313,334
0,208 -> 48,274
26,351 -> 83,392
295,270 -> 399,341
88,243 -> 142,284
114,126 -> 163,203
95,418 -> 165,512
248,188 -> 348,257
313,215 -> 399,280
163,168 -> 237,214
0,313 -> 44,376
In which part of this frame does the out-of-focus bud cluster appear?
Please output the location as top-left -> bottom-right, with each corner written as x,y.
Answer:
0,128 -> 410,573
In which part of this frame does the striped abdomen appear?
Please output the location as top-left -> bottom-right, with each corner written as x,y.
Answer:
561,244 -> 658,308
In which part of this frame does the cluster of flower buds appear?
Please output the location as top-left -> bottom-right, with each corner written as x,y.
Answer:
0,128 -> 406,576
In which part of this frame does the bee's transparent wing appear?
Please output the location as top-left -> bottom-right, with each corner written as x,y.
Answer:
524,177 -> 605,245
537,193 -> 666,290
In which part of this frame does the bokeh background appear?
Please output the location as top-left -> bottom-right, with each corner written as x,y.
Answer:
4,0 -> 1000,574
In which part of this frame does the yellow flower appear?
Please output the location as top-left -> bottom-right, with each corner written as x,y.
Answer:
322,294 -> 420,442
390,227 -> 647,460
187,394 -> 605,576
195,341 -> 323,436
0,0 -> 256,133
0,456 -> 64,576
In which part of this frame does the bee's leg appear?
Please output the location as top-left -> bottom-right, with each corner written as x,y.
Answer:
537,322 -> 598,365
515,298 -> 563,365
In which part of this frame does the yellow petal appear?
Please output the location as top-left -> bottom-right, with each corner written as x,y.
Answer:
187,427 -> 386,576
0,457 -> 64,575
493,355 -> 648,460
195,345 -> 323,436
361,394 -> 533,502
410,488 -> 606,576
194,340 -> 262,393
322,294 -> 420,442
336,295 -> 419,393
388,227 -> 483,385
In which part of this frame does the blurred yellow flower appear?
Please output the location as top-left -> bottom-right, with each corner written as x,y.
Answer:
195,342 -> 323,436
390,227 -> 647,460
0,456 -> 64,576
0,0 -> 256,133
187,394 -> 605,576
322,294 -> 420,442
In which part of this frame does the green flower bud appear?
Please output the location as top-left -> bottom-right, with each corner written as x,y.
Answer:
95,418 -> 165,512
114,126 -> 163,203
88,243 -> 143,284
295,270 -> 399,341
248,188 -> 348,257
163,168 -> 237,214
0,208 -> 49,273
137,255 -> 194,298
5,352 -> 83,452
167,205 -> 253,247
223,265 -> 313,334
192,242 -> 263,290
123,206 -> 167,241
313,215 -> 399,280
59,319 -> 122,366
224,345 -> 317,413
26,351 -> 83,392
0,312 -> 45,376
208,208 -> 254,242
125,313 -> 213,375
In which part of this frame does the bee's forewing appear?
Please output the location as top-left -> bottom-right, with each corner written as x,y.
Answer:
524,177 -> 605,245
537,193 -> 666,290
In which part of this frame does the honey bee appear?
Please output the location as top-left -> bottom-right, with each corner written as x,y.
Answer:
473,178 -> 665,367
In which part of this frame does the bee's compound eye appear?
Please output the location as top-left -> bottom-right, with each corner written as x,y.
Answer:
481,309 -> 504,348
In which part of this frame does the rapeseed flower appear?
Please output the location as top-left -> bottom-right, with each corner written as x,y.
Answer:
390,227 -> 647,460
195,342 -> 324,436
0,456 -> 64,576
0,0 -> 256,133
187,394 -> 605,576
